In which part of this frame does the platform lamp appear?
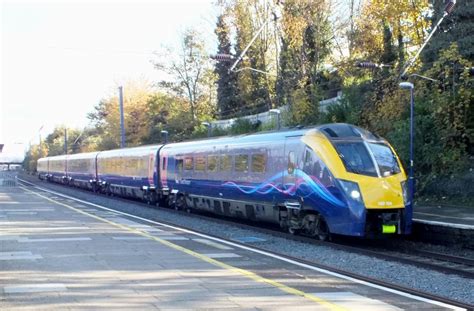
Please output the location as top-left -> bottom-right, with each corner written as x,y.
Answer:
399,82 -> 415,222
202,122 -> 212,138
269,109 -> 281,130
161,130 -> 169,144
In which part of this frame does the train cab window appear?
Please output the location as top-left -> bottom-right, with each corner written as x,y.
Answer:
220,154 -> 232,172
235,154 -> 249,172
333,142 -> 377,177
287,151 -> 296,174
176,159 -> 183,173
367,143 -> 401,176
207,155 -> 218,172
184,157 -> 193,170
251,154 -> 266,173
195,156 -> 206,172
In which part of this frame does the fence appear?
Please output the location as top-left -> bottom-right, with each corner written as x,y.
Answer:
211,91 -> 342,130
0,170 -> 18,187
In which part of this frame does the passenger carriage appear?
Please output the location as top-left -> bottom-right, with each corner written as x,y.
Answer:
37,123 -> 411,239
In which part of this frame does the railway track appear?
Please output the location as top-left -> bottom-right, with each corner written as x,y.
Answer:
16,177 -> 474,309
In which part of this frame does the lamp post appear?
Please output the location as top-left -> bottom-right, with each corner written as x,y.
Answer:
160,130 -> 169,144
269,109 -> 281,130
118,86 -> 126,148
38,125 -> 43,157
64,128 -> 68,155
201,122 -> 211,138
399,82 -> 415,219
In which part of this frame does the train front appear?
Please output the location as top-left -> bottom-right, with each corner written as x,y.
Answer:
303,124 -> 411,237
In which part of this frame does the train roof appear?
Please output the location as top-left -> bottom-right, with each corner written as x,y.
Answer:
97,144 -> 162,158
163,123 -> 384,150
67,151 -> 100,160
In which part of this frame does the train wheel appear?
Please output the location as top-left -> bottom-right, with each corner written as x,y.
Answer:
288,227 -> 299,235
174,194 -> 186,211
303,214 -> 330,241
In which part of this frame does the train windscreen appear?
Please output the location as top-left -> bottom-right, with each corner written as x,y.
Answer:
334,141 -> 400,177
367,143 -> 401,176
333,142 -> 378,177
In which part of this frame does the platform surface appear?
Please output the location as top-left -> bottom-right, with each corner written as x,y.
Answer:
414,203 -> 474,229
0,185 -> 459,310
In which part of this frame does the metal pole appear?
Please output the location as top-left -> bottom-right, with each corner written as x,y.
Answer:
64,128 -> 68,155
39,133 -> 42,157
207,125 -> 211,138
118,86 -> 126,148
161,130 -> 168,144
408,87 -> 415,216
399,0 -> 456,79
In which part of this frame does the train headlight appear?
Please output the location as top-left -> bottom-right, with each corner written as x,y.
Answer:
338,179 -> 363,203
350,190 -> 361,200
401,181 -> 408,205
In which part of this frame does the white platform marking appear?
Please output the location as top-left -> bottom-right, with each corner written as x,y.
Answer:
6,212 -> 38,215
0,235 -> 20,241
143,227 -> 164,232
413,218 -> 474,230
156,236 -> 189,241
18,237 -> 92,243
311,291 -> 402,310
0,251 -> 42,260
0,209 -> 54,212
112,236 -> 149,240
414,212 -> 474,221
4,283 -> 67,293
193,238 -> 233,250
203,253 -> 241,259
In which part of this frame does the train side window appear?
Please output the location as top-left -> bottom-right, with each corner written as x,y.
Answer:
304,149 -> 312,165
207,155 -> 218,172
162,157 -> 167,170
220,154 -> 232,172
251,154 -> 266,173
195,156 -> 206,171
175,159 -> 183,173
184,157 -> 193,170
235,154 -> 249,172
288,151 -> 296,175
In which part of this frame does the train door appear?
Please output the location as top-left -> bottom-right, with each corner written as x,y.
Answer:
283,136 -> 301,196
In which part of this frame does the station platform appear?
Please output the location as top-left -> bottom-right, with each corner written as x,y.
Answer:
412,203 -> 474,248
0,185 -> 462,310
413,204 -> 474,229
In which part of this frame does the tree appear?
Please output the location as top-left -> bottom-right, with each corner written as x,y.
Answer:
154,29 -> 215,124
422,0 -> 474,65
275,0 -> 334,126
214,12 -> 240,119
87,80 -> 154,150
232,0 -> 277,116
23,143 -> 47,172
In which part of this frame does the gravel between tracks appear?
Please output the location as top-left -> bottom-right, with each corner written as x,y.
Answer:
19,174 -> 474,305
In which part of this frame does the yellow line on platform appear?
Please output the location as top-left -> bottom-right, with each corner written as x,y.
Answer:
21,186 -> 346,311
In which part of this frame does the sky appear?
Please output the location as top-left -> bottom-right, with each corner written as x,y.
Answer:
1,0 -> 217,153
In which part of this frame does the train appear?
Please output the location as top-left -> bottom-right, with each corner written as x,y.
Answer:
36,123 -> 412,239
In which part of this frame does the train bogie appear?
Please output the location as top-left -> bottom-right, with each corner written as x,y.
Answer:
47,155 -> 68,183
67,152 -> 99,190
37,158 -> 49,180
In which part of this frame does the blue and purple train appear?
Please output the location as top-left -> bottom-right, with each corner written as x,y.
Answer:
37,123 -> 412,239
